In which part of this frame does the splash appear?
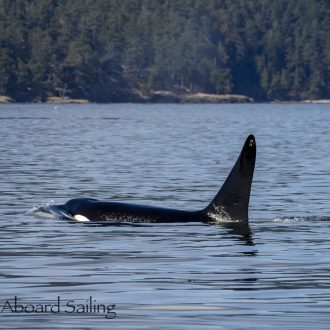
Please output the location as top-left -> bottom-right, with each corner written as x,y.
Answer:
99,214 -> 157,224
28,201 -> 76,221
207,205 -> 241,224
274,216 -> 330,222
27,201 -> 57,218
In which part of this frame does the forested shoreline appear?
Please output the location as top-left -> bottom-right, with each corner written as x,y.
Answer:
0,0 -> 329,103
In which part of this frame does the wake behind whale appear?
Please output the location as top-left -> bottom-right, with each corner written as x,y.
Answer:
42,135 -> 256,226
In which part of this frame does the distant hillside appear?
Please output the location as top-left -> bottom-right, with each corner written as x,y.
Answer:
0,0 -> 329,102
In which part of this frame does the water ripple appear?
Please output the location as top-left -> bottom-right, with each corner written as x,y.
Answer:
1,104 -> 330,329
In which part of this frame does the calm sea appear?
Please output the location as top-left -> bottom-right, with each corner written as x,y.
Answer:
1,103 -> 330,329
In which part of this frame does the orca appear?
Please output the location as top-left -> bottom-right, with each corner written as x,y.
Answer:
48,135 -> 256,225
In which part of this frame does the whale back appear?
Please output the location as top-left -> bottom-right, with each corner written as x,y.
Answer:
45,135 -> 256,226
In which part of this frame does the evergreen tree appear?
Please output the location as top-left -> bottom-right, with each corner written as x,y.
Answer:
0,0 -> 328,102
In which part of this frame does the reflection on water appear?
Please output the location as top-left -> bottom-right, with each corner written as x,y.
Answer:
1,103 -> 330,329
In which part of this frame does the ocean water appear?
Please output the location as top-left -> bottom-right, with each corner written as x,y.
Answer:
1,103 -> 330,329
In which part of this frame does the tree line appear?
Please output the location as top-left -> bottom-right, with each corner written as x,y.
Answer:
0,0 -> 329,102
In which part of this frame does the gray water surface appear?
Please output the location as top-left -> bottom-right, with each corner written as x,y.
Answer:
1,103 -> 330,329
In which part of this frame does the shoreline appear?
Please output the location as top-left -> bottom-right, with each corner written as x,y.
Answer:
1,94 -> 329,105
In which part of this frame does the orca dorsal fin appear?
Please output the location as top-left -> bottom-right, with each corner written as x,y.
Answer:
204,135 -> 256,222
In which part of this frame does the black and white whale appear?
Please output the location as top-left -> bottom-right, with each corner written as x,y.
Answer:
47,135 -> 256,225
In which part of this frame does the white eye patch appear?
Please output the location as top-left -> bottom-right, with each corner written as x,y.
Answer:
73,214 -> 90,222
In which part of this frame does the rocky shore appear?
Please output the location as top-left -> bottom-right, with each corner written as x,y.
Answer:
46,97 -> 89,104
303,99 -> 330,104
0,92 -> 254,104
148,91 -> 254,103
2,93 -> 329,104
0,96 -> 13,103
